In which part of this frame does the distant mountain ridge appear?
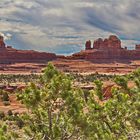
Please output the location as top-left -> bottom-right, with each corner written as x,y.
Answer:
1,34 -> 140,64
0,35 -> 57,63
67,35 -> 140,62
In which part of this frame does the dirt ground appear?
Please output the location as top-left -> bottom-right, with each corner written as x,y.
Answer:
0,59 -> 139,113
53,59 -> 140,75
0,63 -> 47,75
0,59 -> 140,75
0,94 -> 27,113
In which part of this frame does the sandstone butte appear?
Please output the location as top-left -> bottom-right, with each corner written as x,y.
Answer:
1,34 -> 140,64
0,35 -> 56,63
68,35 -> 140,61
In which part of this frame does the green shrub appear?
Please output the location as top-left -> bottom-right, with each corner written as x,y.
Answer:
0,111 -> 5,119
3,101 -> 10,106
16,118 -> 24,129
1,92 -> 9,101
14,112 -> 19,116
0,64 -> 140,139
7,110 -> 13,116
16,64 -> 140,139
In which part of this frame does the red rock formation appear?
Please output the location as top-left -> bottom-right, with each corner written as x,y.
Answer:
93,35 -> 121,50
108,35 -> 121,49
93,38 -> 104,49
0,36 -> 6,50
85,40 -> 92,50
136,44 -> 140,50
0,35 -> 57,63
71,35 -> 140,61
103,85 -> 114,99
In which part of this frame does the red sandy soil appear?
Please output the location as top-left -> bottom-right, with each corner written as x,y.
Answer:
0,81 -> 135,114
0,63 -> 47,75
0,59 -> 140,75
0,59 -> 138,114
53,59 -> 140,75
0,94 -> 27,113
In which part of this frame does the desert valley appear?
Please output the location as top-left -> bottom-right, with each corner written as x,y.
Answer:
0,36 -> 139,139
0,0 -> 140,139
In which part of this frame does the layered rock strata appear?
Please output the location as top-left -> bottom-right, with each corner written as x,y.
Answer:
0,35 -> 56,63
70,35 -> 140,61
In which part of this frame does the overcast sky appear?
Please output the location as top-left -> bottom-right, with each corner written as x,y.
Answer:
0,0 -> 140,55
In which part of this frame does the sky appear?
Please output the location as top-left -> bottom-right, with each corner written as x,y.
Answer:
0,0 -> 140,55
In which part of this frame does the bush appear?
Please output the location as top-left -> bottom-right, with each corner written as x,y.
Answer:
7,110 -> 13,116
14,112 -> 19,116
16,64 -> 140,139
1,92 -> 9,101
16,118 -> 24,129
3,101 -> 10,106
1,64 -> 140,139
0,111 -> 5,119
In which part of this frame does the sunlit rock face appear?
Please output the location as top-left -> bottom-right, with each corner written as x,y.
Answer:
0,35 -> 57,63
70,35 -> 140,61
93,38 -> 104,49
87,35 -> 121,50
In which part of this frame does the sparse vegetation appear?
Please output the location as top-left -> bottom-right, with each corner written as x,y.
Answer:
0,74 -> 40,84
0,111 -> 5,119
0,63 -> 139,139
3,101 -> 10,106
1,92 -> 9,102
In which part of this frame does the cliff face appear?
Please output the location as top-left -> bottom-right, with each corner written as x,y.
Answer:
72,35 -> 140,61
85,35 -> 121,50
93,35 -> 121,50
0,35 -> 56,63
1,34 -> 140,63
0,36 -> 6,51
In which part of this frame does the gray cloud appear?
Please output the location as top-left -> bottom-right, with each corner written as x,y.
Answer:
80,0 -> 140,39
0,0 -> 140,55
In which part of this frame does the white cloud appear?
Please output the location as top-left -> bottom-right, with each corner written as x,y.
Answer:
0,0 -> 140,54
0,32 -> 12,40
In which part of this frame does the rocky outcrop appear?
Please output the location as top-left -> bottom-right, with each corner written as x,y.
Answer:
70,35 -> 140,61
0,36 -> 6,50
0,35 -> 57,63
136,44 -> 140,50
93,38 -> 104,49
91,35 -> 121,50
85,40 -> 92,50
